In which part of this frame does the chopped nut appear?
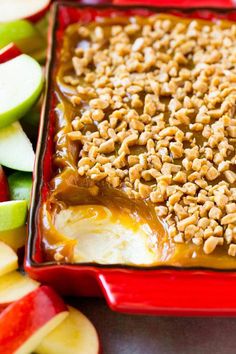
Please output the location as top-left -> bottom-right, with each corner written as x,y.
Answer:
70,95 -> 81,106
224,170 -> 236,184
129,164 -> 142,183
185,225 -> 199,240
174,234 -> 184,243
155,206 -> 168,217
227,126 -> 236,138
177,214 -> 197,232
206,166 -> 219,181
169,191 -> 183,206
72,57 -> 88,76
226,203 -> 236,214
138,183 -> 151,198
208,207 -> 222,220
150,190 -> 164,203
92,109 -> 105,122
203,236 -> 223,254
192,237 -> 203,246
132,37 -> 145,51
218,161 -> 230,173
174,204 -> 188,220
228,244 -> 236,257
214,193 -> 228,209
169,142 -> 183,158
56,16 -> 236,259
89,98 -> 109,109
214,225 -> 223,237
221,213 -> 236,225
99,139 -> 115,154
173,171 -> 187,184
198,217 -> 210,229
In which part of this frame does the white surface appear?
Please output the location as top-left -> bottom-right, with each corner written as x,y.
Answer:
54,205 -> 158,265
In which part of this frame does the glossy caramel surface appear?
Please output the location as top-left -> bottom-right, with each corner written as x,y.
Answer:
40,13 -> 236,268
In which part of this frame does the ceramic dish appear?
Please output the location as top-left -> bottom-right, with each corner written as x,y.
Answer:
26,2 -> 236,315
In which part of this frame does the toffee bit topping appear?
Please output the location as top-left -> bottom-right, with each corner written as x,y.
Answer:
62,15 -> 236,256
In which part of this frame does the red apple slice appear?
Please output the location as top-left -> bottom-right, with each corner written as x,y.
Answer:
0,0 -> 51,23
0,43 -> 22,64
36,306 -> 100,354
0,241 -> 18,276
0,166 -> 9,202
0,286 -> 68,354
0,271 -> 39,310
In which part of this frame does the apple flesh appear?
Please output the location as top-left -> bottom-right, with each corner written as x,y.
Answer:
0,0 -> 51,23
36,306 -> 100,354
0,43 -> 21,64
0,122 -> 35,171
0,241 -> 18,277
0,271 -> 39,310
0,20 -> 37,49
0,226 -> 26,251
0,200 -> 27,232
0,166 -> 9,202
0,286 -> 68,354
8,172 -> 32,205
0,20 -> 46,58
0,54 -> 43,128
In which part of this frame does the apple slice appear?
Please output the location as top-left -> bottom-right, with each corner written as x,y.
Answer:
36,306 -> 100,354
0,20 -> 46,61
0,0 -> 51,23
0,121 -> 35,171
0,43 -> 22,64
0,271 -> 39,309
0,20 -> 46,60
0,200 -> 27,232
0,166 -> 9,202
9,172 -> 32,205
0,286 -> 68,354
0,54 -> 43,128
0,20 -> 34,48
0,241 -> 18,277
0,226 -> 26,251
0,20 -> 40,48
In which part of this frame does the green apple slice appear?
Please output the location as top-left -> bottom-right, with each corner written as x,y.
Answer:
8,172 -> 32,205
0,20 -> 37,49
0,54 -> 43,128
0,122 -> 35,171
0,20 -> 46,59
0,200 -> 27,232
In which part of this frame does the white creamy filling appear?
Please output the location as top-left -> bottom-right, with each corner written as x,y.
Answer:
54,205 -> 158,265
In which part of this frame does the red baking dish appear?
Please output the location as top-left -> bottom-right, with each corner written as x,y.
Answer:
25,1 -> 236,316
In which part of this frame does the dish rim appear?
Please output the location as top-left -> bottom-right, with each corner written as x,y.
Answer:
27,0 -> 236,272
